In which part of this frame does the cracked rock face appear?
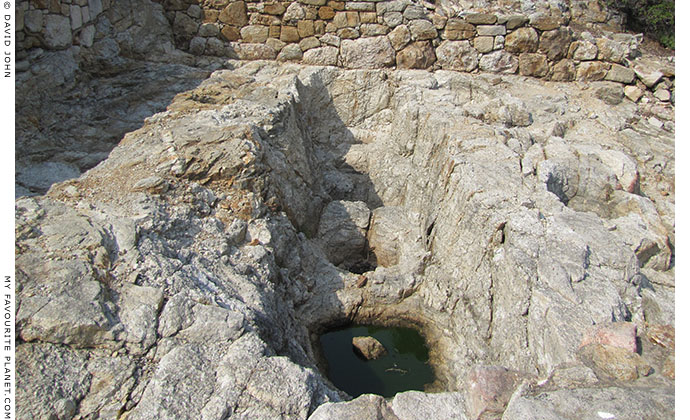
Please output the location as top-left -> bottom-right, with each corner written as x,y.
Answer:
16,60 -> 674,419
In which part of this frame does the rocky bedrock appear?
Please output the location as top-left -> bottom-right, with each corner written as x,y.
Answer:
16,58 -> 674,419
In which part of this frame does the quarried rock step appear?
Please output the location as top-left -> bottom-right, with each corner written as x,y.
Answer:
352,336 -> 388,360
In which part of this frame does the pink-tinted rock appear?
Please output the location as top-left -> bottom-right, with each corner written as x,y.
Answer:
465,365 -> 526,420
580,322 -> 637,353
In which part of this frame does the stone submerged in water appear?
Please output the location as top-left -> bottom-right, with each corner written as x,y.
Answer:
352,336 -> 388,360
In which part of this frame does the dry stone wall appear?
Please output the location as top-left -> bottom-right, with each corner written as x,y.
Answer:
16,0 -> 675,99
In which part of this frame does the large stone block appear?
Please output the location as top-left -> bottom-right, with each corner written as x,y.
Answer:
479,50 -> 518,74
396,41 -> 435,69
341,36 -> 395,68
219,2 -> 248,26
504,27 -> 538,53
443,19 -> 475,40
539,27 -> 572,61
519,53 -> 549,77
435,40 -> 479,72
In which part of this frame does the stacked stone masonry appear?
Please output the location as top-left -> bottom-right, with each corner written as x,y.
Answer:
17,0 -> 674,101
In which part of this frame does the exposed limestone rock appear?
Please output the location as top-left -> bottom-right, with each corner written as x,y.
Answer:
504,27 -> 538,53
479,50 -> 518,73
436,40 -> 479,71
396,41 -> 436,69
309,394 -> 398,420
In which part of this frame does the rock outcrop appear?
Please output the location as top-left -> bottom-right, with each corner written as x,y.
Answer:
15,1 -> 674,419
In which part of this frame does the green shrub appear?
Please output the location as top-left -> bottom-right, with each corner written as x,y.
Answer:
606,0 -> 674,49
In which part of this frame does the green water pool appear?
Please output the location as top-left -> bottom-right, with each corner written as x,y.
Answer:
319,325 -> 435,398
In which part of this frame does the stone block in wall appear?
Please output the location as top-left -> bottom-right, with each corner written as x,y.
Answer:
203,9 -> 219,22
263,2 -> 285,15
596,38 -> 627,64
376,0 -> 408,14
230,42 -> 278,59
383,12 -> 402,28
361,12 -> 377,23
302,45 -> 338,65
280,25 -> 300,42
298,20 -> 315,37
221,25 -> 241,41
266,37 -> 286,51
504,27 -> 538,53
337,27 -> 359,39
361,23 -> 388,37
605,64 -> 635,84
299,36 -> 320,50
409,19 -> 436,41
346,2 -> 375,12
538,27 -> 572,61
443,19 -> 474,40
529,13 -> 560,31
402,4 -> 427,20
269,24 -> 281,38
299,0 -> 327,6
88,0 -> 102,19
494,35 -> 504,50
199,23 -> 221,37
187,5 -> 202,19
333,11 -> 359,28
174,12 -> 200,41
387,24 -> 410,50
551,59 -> 575,81
519,53 -> 549,77
189,36 -> 206,55
576,61 -> 610,81
396,40 -> 435,69
504,14 -> 527,30
320,33 -> 340,47
476,25 -> 506,36
220,2 -> 248,26
284,2 -> 306,20
478,50 -> 518,74
328,1 -> 345,11
341,36 -> 395,68
80,24 -> 95,47
474,36 -> 493,53
305,6 -> 319,20
241,25 -> 269,43
24,10 -> 43,33
277,43 -> 303,61
315,20 -> 326,35
70,5 -> 82,30
318,6 -> 335,19
465,12 -> 497,25
43,14 -> 72,49
206,37 -> 228,56
251,13 -> 281,26
436,40 -> 479,72
568,40 -> 597,61
431,13 -> 446,30
16,8 -> 24,32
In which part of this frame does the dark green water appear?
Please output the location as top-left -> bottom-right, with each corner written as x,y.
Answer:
319,325 -> 434,398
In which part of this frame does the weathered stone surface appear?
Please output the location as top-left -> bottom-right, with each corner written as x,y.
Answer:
43,15 -> 72,49
474,36 -> 494,53
529,13 -> 560,31
476,24 -> 506,36
299,36 -> 320,51
465,365 -> 527,420
624,85 -> 643,102
280,25 -> 300,42
594,82 -> 625,105
360,23 -> 389,37
383,11 -> 403,27
391,391 -> 468,420
503,387 -> 674,420
479,50 -> 518,73
436,40 -> 479,71
568,40 -> 598,61
606,64 -> 635,84
219,1 -> 248,26
519,53 -> 549,77
466,13 -> 497,25
596,37 -> 628,63
539,27 -> 572,61
504,27 -> 538,53
578,344 -> 652,381
241,25 -> 269,43
309,394 -> 398,420
580,322 -> 637,352
318,200 -> 370,265
505,14 -> 528,30
443,19 -> 475,40
576,61 -> 609,81
24,10 -> 44,33
409,19 -> 437,41
633,59 -> 664,88
654,88 -> 671,102
352,336 -> 387,359
302,45 -> 338,65
388,24 -> 411,50
341,36 -> 395,68
396,41 -> 436,69
285,2 -> 307,20
403,4 -> 427,20
550,59 -> 575,81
